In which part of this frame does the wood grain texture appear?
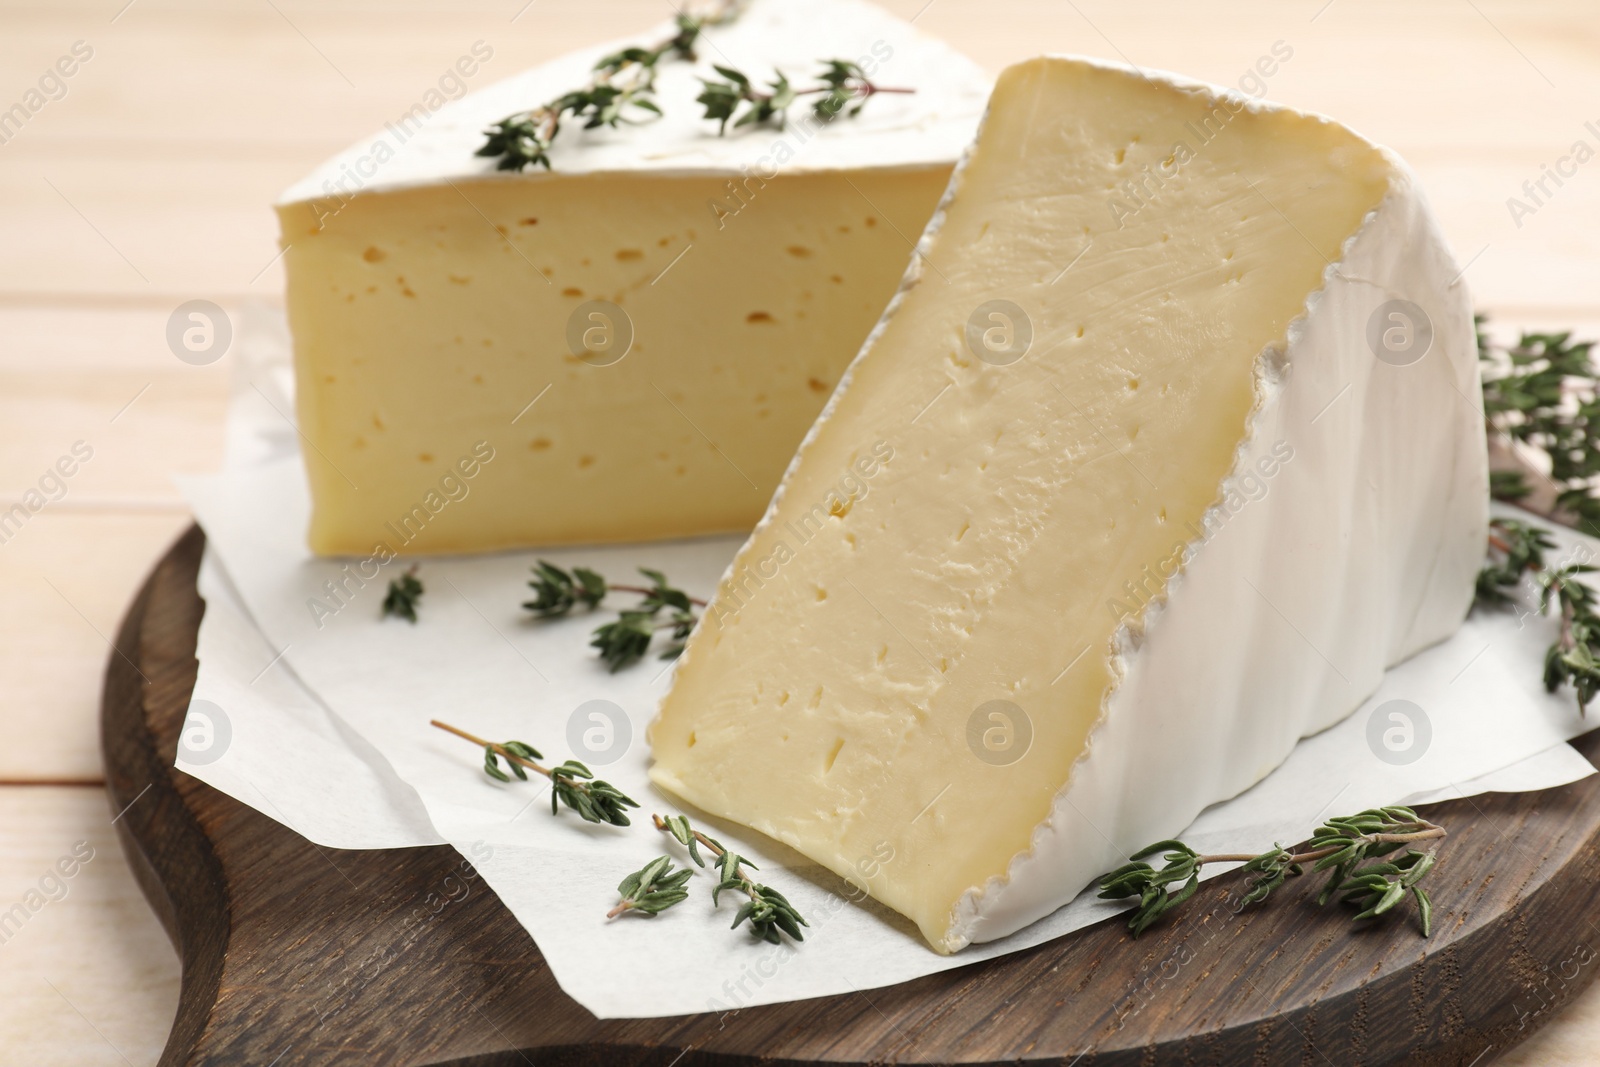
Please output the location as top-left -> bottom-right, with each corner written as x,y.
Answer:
0,785 -> 179,1067
0,510 -> 195,780
105,525 -> 1600,1066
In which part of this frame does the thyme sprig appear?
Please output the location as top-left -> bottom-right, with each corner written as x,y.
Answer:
1539,561 -> 1600,713
1476,516 -> 1557,606
430,719 -> 639,826
1474,318 -> 1600,712
1480,316 -> 1600,535
654,813 -> 808,944
381,564 -> 423,622
477,2 -> 913,168
1475,515 -> 1600,714
696,59 -> 912,134
1099,807 -> 1445,938
478,4 -> 740,171
524,561 -> 705,671
608,855 -> 693,918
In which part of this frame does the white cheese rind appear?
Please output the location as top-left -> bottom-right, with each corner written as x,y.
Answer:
950,160 -> 1487,950
276,0 -> 991,206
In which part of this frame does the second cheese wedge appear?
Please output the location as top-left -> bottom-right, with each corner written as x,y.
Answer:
274,0 -> 989,555
649,57 -> 1487,951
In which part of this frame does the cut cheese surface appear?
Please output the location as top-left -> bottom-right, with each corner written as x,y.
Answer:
281,170 -> 950,551
275,0 -> 990,554
649,57 -> 1487,951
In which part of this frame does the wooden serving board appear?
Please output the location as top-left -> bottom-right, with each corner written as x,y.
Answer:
105,525 -> 1600,1066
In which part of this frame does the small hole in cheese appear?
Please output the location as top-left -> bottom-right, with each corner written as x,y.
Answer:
362,246 -> 386,263
823,738 -> 845,774
615,249 -> 643,261
518,217 -> 538,226
747,311 -> 775,324
786,245 -> 813,258
807,377 -> 828,393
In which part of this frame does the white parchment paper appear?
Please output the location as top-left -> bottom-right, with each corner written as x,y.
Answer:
173,344 -> 1600,1018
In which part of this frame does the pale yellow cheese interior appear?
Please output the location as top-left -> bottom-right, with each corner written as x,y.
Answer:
649,58 -> 1392,948
278,169 -> 950,553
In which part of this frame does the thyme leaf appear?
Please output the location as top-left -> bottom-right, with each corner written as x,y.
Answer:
524,560 -> 608,617
381,564 -> 423,622
609,855 -> 693,918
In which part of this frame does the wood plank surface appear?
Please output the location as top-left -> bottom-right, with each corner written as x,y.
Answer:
1,0 -> 1597,1062
0,785 -> 179,1067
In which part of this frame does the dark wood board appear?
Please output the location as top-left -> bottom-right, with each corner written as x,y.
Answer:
104,524 -> 1600,1066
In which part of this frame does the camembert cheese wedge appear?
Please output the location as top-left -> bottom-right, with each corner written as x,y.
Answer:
274,0 -> 989,554
650,57 -> 1488,951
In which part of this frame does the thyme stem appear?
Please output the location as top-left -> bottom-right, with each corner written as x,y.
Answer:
652,812 -> 730,869
608,584 -> 708,607
1198,823 -> 1446,866
431,718 -> 547,777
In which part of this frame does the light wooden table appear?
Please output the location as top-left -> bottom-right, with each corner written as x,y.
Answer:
2,0 -> 1596,1062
